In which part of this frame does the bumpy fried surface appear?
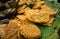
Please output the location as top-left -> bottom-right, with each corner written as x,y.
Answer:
0,19 -> 41,39
25,9 -> 49,23
44,16 -> 55,26
0,20 -> 22,39
5,19 -> 31,39
41,4 -> 56,15
0,0 -> 56,39
20,21 -> 41,38
7,19 -> 41,39
17,5 -> 27,11
18,0 -> 25,6
17,5 -> 27,14
8,19 -> 22,27
33,0 -> 44,9
17,7 -> 30,14
0,24 -> 7,37
17,0 -> 56,26
16,15 -> 27,21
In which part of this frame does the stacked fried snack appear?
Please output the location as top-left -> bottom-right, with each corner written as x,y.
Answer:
17,0 -> 56,26
0,19 -> 41,39
0,0 -> 56,39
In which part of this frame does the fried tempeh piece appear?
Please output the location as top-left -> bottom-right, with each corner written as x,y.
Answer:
25,9 -> 49,23
7,19 -> 41,39
41,4 -> 56,15
2,20 -> 21,39
20,21 -> 41,38
0,20 -> 22,39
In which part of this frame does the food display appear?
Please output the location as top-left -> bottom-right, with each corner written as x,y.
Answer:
0,0 -> 60,39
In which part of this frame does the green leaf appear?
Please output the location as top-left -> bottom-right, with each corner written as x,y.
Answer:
41,32 -> 59,39
52,8 -> 60,29
56,23 -> 60,30
38,26 -> 55,38
45,31 -> 59,39
52,16 -> 60,29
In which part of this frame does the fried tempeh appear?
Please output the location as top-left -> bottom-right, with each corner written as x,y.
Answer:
25,9 -> 49,23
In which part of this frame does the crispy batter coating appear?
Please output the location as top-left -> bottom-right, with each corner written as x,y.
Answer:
41,4 -> 56,15
33,2 -> 41,9
18,9 -> 25,14
33,0 -> 44,9
16,15 -> 27,21
25,9 -> 49,23
7,19 -> 41,39
18,0 -> 25,6
44,16 -> 55,26
20,21 -> 41,38
8,19 -> 22,27
0,24 -> 7,37
17,7 -> 30,14
2,20 -> 21,39
17,5 -> 27,14
0,21 -> 21,39
18,0 -> 35,6
0,0 -> 56,38
17,0 -> 56,27
17,5 -> 27,11
5,19 -> 30,39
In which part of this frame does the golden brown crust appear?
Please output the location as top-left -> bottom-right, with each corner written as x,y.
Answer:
16,15 -> 27,21
17,5 -> 27,11
25,9 -> 49,23
20,21 -> 41,38
41,4 -> 56,15
33,2 -> 41,9
17,5 -> 27,14
8,19 -> 22,27
0,20 -> 22,39
17,7 -> 30,14
0,24 -> 7,38
18,0 -> 25,6
7,19 -> 41,39
33,0 -> 44,9
0,0 -> 56,38
43,16 -> 55,26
